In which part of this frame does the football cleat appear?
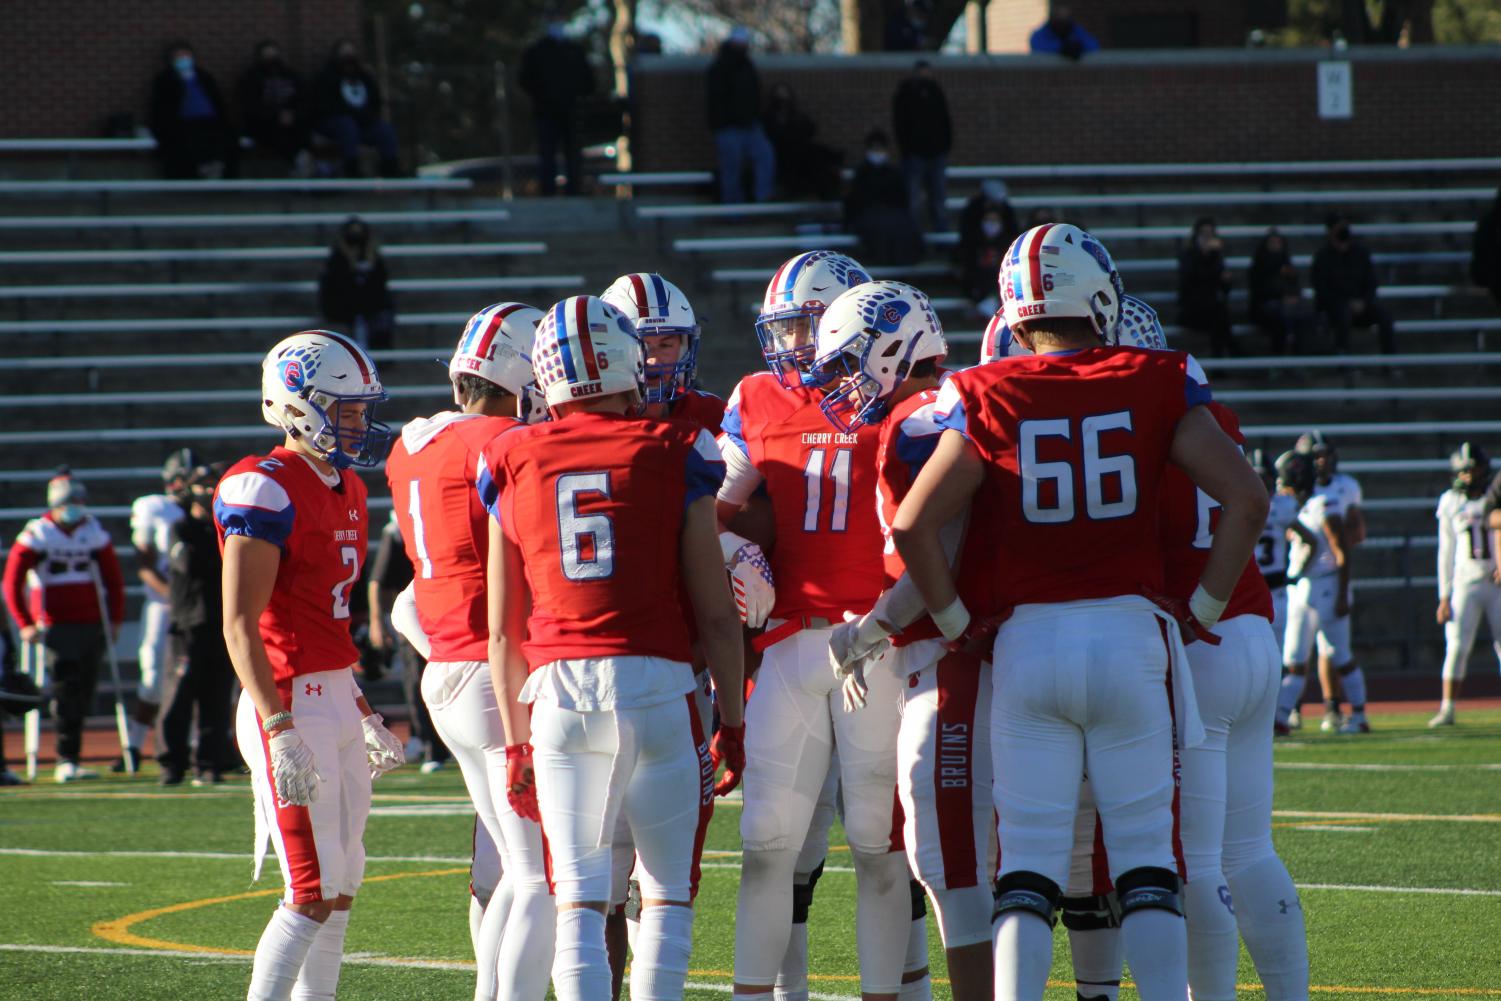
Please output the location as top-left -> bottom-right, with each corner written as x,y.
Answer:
1339,712 -> 1370,734
1428,707 -> 1455,728
1320,710 -> 1343,733
1286,707 -> 1303,730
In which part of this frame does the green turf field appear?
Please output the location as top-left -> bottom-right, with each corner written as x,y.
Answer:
3,709 -> 1501,1000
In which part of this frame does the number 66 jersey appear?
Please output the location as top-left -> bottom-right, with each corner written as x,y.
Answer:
214,445 -> 368,682
934,346 -> 1212,614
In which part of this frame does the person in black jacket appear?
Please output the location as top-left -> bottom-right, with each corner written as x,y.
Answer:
891,60 -> 952,232
955,179 -> 1020,314
148,41 -> 237,180
1471,187 -> 1501,310
1178,216 -> 1236,357
157,463 -> 234,785
1312,215 -> 1395,354
319,217 -> 395,353
763,82 -> 842,200
312,39 -> 400,177
844,129 -> 922,266
519,23 -> 595,196
705,27 -> 775,204
1248,228 -> 1315,354
238,39 -> 312,176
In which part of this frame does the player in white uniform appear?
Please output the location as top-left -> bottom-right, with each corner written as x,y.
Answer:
123,448 -> 195,772
1432,443 -> 1501,727
1295,431 -> 1365,731
1250,449 -> 1306,659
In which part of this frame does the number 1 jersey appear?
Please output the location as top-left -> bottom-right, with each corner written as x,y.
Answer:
214,445 -> 368,684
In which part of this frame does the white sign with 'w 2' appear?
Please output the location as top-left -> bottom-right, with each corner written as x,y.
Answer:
1318,61 -> 1353,119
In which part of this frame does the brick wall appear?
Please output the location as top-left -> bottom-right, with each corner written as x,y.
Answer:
633,47 -> 1501,170
0,0 -> 363,137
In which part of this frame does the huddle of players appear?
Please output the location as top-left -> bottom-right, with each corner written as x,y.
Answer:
213,222 -> 1314,1001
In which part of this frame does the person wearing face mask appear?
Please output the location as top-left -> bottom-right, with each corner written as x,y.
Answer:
956,181 -> 1019,317
319,217 -> 396,355
239,39 -> 313,177
1178,216 -> 1236,357
844,129 -> 922,266
313,40 -> 401,178
149,40 -> 237,180
3,474 -> 125,783
1312,214 -> 1396,354
1248,228 -> 1315,355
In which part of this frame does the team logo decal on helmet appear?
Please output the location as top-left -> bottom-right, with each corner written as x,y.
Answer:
811,281 -> 946,433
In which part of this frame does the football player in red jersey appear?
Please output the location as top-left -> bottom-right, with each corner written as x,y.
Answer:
385,302 -> 555,1001
892,225 -> 1268,1001
721,252 -> 920,1001
812,282 -> 995,1001
481,296 -> 745,1001
216,331 -> 405,1001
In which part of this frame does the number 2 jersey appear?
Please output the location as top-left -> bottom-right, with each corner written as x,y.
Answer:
719,371 -> 886,621
477,410 -> 725,669
214,445 -> 368,684
935,346 -> 1212,615
1436,488 -> 1495,597
386,411 -> 522,662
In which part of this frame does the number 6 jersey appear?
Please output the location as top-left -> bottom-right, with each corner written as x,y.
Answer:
214,445 -> 368,683
935,346 -> 1212,615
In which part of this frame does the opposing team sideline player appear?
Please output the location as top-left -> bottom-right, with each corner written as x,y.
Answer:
482,296 -> 745,1001
217,331 -> 405,1001
894,223 -> 1268,1001
1433,443 -> 1500,727
1250,448 -> 1308,657
387,302 -> 554,1001
720,252 -> 918,1001
814,282 -> 997,1001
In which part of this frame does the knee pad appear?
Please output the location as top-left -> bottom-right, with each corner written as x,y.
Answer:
1114,866 -> 1182,918
791,861 -> 824,924
992,871 -> 1060,927
1059,893 -> 1120,932
909,878 -> 927,921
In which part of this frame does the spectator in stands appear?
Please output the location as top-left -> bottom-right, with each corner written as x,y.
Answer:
368,514 -> 449,771
885,0 -> 932,51
238,39 -> 313,177
1178,216 -> 1236,357
1471,186 -> 1501,310
2,474 -> 124,783
313,39 -> 401,178
319,217 -> 395,354
148,41 -> 237,180
1312,214 -> 1396,354
1030,4 -> 1100,59
955,182 -> 1020,318
705,27 -> 775,204
158,462 -> 234,786
1249,227 -> 1315,354
891,59 -> 952,232
844,128 -> 923,266
763,82 -> 842,200
519,22 -> 595,197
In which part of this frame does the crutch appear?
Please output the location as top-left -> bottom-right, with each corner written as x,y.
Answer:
22,631 -> 45,782
89,562 -> 135,774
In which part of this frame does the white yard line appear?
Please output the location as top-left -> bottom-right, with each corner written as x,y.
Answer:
1275,762 -> 1501,772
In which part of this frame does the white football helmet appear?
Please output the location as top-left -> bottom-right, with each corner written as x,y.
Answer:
600,273 -> 700,404
533,296 -> 645,412
978,311 -> 1030,364
756,250 -> 871,388
1115,295 -> 1168,350
449,301 -> 545,415
998,223 -> 1125,341
812,281 -> 946,432
261,330 -> 391,468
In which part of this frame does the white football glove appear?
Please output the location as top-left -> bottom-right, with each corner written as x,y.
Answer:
829,610 -> 892,713
361,713 -> 406,778
268,729 -> 320,806
723,535 -> 775,629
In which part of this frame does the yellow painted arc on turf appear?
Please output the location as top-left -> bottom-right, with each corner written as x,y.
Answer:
88,869 -> 1501,997
90,868 -> 468,954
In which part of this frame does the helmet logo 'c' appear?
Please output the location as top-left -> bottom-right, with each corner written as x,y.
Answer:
280,359 -> 303,390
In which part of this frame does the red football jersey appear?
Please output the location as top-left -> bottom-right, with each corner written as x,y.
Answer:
666,389 -> 726,437
876,386 -> 946,645
214,446 -> 368,688
935,347 -> 1212,615
721,372 -> 885,620
387,412 -> 522,662
478,410 -> 724,669
1159,402 -> 1273,622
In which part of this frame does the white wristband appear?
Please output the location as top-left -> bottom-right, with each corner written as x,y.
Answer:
930,597 -> 971,643
1188,584 -> 1228,632
719,530 -> 754,568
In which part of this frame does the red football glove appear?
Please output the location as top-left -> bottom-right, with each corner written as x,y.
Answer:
505,742 -> 541,822
1141,588 -> 1222,646
709,723 -> 746,797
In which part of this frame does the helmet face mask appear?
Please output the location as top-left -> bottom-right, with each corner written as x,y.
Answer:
262,331 -> 392,469
811,281 -> 946,433
1451,441 -> 1491,494
640,329 -> 699,405
1275,449 -> 1315,497
756,312 -> 821,387
600,273 -> 701,404
758,251 -> 871,389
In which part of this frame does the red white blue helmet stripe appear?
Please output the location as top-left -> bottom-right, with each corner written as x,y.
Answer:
459,302 -> 529,361
546,297 -> 603,384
